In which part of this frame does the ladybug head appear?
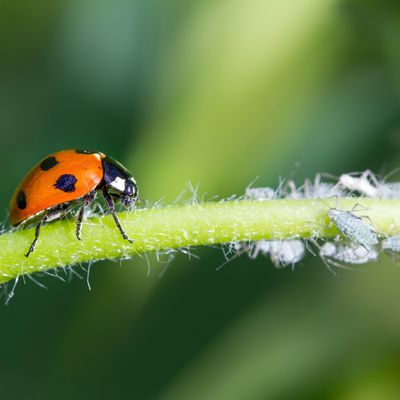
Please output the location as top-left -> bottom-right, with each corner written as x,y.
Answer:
102,156 -> 138,208
120,177 -> 138,208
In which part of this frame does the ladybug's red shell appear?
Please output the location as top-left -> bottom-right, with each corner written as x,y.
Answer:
9,150 -> 105,226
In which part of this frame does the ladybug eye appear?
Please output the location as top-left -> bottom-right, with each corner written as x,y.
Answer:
124,179 -> 138,198
124,183 -> 133,196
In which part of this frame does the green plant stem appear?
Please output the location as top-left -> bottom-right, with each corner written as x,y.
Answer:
1,198 -> 400,284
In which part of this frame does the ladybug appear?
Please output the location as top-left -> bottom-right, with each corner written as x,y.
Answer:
9,149 -> 138,257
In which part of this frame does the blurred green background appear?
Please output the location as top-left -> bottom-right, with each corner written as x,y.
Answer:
1,0 -> 400,398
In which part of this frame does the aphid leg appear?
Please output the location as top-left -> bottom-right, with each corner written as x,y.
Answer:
286,180 -> 298,197
314,173 -> 323,186
216,242 -> 249,271
305,238 -> 317,257
320,254 -> 352,274
76,191 -> 96,240
361,170 -> 380,188
382,166 -> 400,182
102,187 -> 133,243
308,238 -> 334,274
350,202 -> 368,213
313,239 -> 351,275
248,241 -> 263,259
319,172 -> 340,181
349,203 -> 376,230
25,212 -> 51,257
318,172 -> 341,192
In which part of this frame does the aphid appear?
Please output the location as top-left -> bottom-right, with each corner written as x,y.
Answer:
249,239 -> 305,268
9,149 -> 138,256
320,242 -> 378,265
335,170 -> 379,197
328,208 -> 378,250
245,177 -> 286,200
246,239 -> 270,258
283,180 -> 302,199
381,235 -> 400,253
302,175 -> 345,199
285,175 -> 344,199
335,170 -> 400,199
245,187 -> 277,200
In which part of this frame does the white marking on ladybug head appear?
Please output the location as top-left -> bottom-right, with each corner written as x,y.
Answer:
110,176 -> 126,192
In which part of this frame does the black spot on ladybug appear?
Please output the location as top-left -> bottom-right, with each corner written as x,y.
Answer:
17,190 -> 27,209
76,149 -> 96,154
54,174 -> 77,192
40,156 -> 59,171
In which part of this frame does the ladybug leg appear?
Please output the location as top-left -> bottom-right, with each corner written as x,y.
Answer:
25,205 -> 68,257
25,213 -> 50,257
76,191 -> 96,240
102,187 -> 133,243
